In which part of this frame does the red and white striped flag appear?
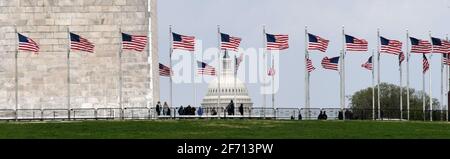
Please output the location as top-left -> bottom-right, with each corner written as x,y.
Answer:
321,56 -> 340,71
70,32 -> 95,53
172,32 -> 195,52
197,61 -> 216,76
410,37 -> 431,54
431,37 -> 450,54
361,56 -> 373,71
235,53 -> 244,73
308,33 -> 329,52
345,35 -> 368,52
221,33 -> 242,51
380,36 -> 402,55
306,58 -> 316,73
399,52 -> 405,64
18,33 -> 39,54
443,54 -> 450,65
159,63 -> 172,77
423,54 -> 430,74
122,33 -> 148,52
266,33 -> 289,50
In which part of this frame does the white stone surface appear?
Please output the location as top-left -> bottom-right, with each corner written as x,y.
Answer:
0,0 -> 159,110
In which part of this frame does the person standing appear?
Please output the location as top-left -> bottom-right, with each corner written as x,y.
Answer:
227,100 -> 235,115
156,101 -> 161,116
163,102 -> 169,115
197,106 -> 203,116
178,105 -> 184,116
239,104 -> 244,116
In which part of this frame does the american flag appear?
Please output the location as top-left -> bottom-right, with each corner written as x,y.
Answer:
410,37 -> 431,54
197,61 -> 216,76
266,33 -> 289,50
159,63 -> 172,77
321,56 -> 340,71
423,54 -> 430,74
443,54 -> 450,65
345,35 -> 368,52
122,33 -> 147,52
268,66 -> 276,76
172,32 -> 195,52
444,40 -> 450,54
221,33 -> 242,51
235,53 -> 244,73
361,56 -> 373,71
70,32 -> 95,53
380,36 -> 402,55
306,58 -> 316,73
399,52 -> 405,64
431,37 -> 450,54
18,33 -> 39,53
308,33 -> 329,52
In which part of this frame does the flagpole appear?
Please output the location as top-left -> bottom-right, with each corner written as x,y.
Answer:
441,42 -> 444,121
67,27 -> 71,120
423,54 -> 426,121
304,26 -> 310,119
272,53 -> 275,111
193,40 -> 196,109
372,49 -> 375,120
445,34 -> 450,122
119,28 -> 124,120
341,26 -> 346,120
217,25 -> 222,117
14,25 -> 18,121
377,28 -> 381,120
234,54 -> 237,111
263,25 -> 267,118
340,49 -> 344,120
429,31 -> 433,121
169,25 -> 173,109
399,51 -> 403,121
406,29 -> 410,120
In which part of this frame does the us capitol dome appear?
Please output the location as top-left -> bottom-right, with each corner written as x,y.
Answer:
201,51 -> 253,111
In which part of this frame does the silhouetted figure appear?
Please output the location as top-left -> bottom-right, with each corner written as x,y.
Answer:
318,111 -> 323,120
192,107 -> 196,115
239,104 -> 244,116
178,106 -> 184,116
298,113 -> 302,120
211,108 -> 217,115
155,101 -> 161,116
227,100 -> 235,115
338,111 -> 344,120
185,105 -> 192,115
197,107 -> 204,116
323,111 -> 328,120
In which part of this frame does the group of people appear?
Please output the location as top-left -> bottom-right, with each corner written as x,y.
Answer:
155,100 -> 245,117
178,105 -> 204,116
156,101 -> 205,116
226,100 -> 245,116
338,110 -> 354,120
155,101 -> 171,116
318,111 -> 328,120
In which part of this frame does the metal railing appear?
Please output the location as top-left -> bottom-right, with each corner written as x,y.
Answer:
0,107 -> 448,122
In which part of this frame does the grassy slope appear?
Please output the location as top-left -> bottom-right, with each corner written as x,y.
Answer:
0,120 -> 450,139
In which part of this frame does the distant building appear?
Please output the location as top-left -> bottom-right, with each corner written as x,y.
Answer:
201,51 -> 253,112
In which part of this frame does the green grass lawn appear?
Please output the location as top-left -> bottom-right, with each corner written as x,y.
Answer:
0,120 -> 450,139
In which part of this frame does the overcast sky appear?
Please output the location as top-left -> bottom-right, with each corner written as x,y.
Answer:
157,0 -> 450,108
